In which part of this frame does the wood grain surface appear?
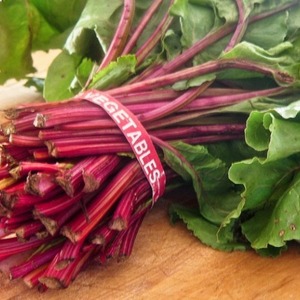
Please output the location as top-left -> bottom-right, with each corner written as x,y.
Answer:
0,52 -> 299,300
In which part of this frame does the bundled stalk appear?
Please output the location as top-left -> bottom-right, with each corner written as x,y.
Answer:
0,0 -> 300,292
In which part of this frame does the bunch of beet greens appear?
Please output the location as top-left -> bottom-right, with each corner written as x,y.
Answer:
0,0 -> 300,291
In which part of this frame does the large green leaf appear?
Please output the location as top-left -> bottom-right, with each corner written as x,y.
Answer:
170,204 -> 247,251
45,0 -> 169,100
161,29 -> 182,61
160,142 -> 203,204
171,0 -> 298,65
0,0 -> 34,84
246,109 -> 300,161
165,142 -> 245,224
243,10 -> 288,49
28,4 -> 62,51
89,55 -> 137,90
43,50 -> 82,101
242,172 -> 300,249
171,142 -> 231,194
286,5 -> 300,41
219,41 -> 300,87
170,0 -> 225,63
229,156 -> 299,210
64,0 -> 123,58
201,191 -> 243,225
29,0 -> 87,32
245,111 -> 272,152
0,0 -> 88,84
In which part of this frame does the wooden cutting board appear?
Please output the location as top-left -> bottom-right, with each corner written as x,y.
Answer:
0,52 -> 300,300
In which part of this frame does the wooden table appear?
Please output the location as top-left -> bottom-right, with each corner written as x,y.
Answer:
0,52 -> 299,300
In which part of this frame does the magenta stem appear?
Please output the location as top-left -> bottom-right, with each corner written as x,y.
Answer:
122,0 -> 164,55
0,236 -> 52,261
34,193 -> 84,217
96,0 -> 136,71
138,82 -> 212,122
61,160 -> 142,243
15,220 -> 45,239
55,156 -> 98,197
225,0 -> 249,52
83,154 -> 122,193
135,0 -> 174,65
109,59 -> 293,96
11,251 -> 56,279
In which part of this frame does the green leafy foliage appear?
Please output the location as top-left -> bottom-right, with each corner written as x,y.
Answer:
219,42 -> 300,87
0,0 -> 87,84
242,171 -> 300,249
30,0 -> 88,32
89,55 -> 137,90
170,204 -> 247,251
225,103 -> 300,253
64,0 -> 123,58
2,0 -> 300,97
44,50 -> 82,101
2,0 -> 300,257
246,106 -> 300,161
0,0 -> 34,83
159,142 -> 203,204
229,156 -> 299,210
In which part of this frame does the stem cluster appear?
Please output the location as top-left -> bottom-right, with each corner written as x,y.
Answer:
0,0 -> 298,292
